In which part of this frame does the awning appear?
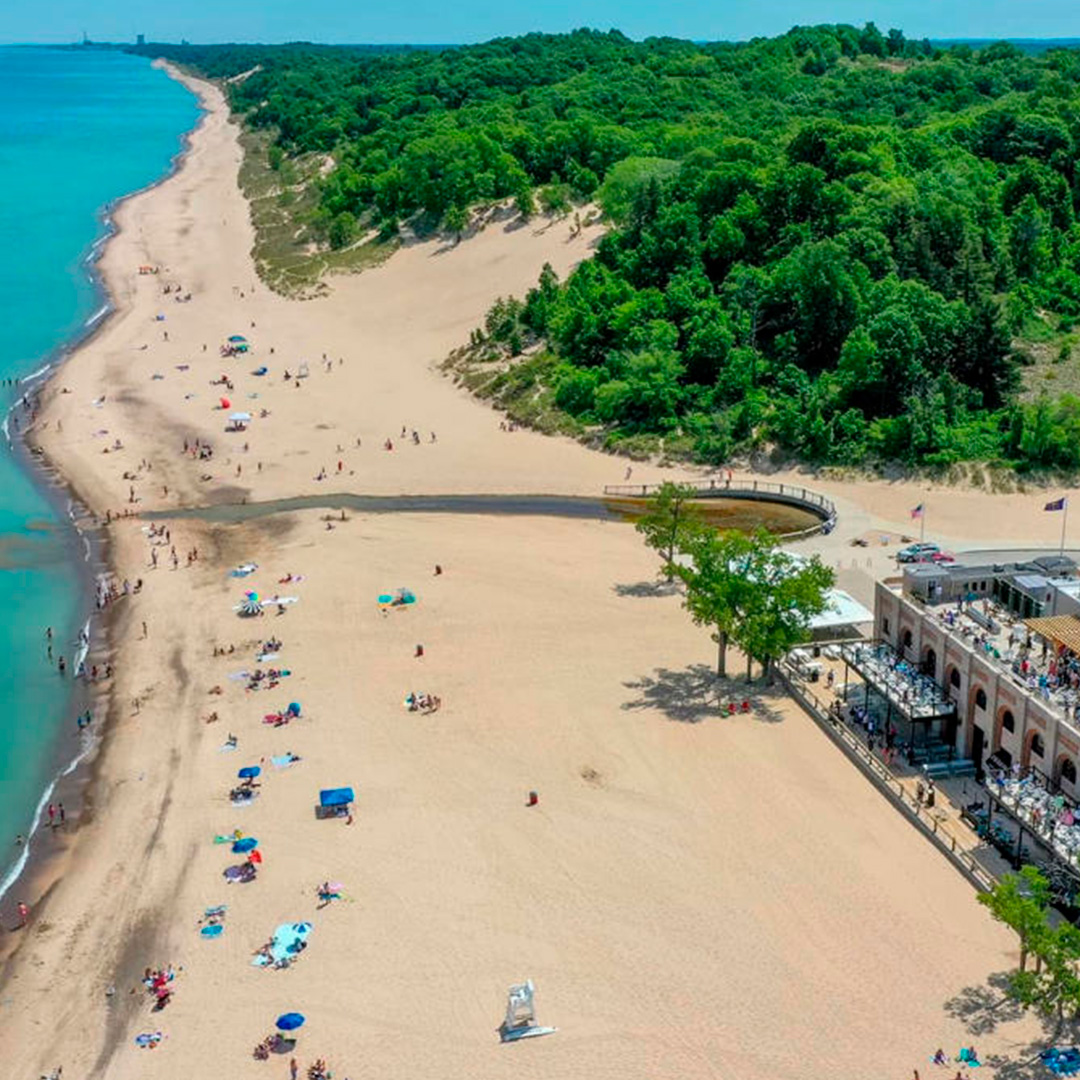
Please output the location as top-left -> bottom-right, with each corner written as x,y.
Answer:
1025,615 -> 1080,655
808,589 -> 874,630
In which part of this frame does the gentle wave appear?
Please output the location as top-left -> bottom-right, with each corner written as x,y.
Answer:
0,730 -> 97,904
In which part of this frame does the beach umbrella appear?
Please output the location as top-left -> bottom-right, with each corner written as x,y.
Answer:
237,766 -> 261,780
220,397 -> 231,409
377,594 -> 393,605
276,1013 -> 305,1032
232,836 -> 258,853
229,411 -> 253,423
239,596 -> 263,617
228,335 -> 247,343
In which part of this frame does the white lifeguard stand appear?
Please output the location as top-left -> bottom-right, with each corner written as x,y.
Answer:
499,979 -> 556,1043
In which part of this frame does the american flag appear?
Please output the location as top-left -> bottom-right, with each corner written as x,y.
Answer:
910,504 -> 924,519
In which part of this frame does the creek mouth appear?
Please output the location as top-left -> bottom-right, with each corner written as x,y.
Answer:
141,492 -> 823,536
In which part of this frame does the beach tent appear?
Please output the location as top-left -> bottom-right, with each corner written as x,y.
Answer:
253,366 -> 268,376
237,766 -> 261,780
229,412 -> 253,423
276,1013 -> 305,1032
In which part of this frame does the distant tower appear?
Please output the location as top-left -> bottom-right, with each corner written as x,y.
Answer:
136,33 -> 145,46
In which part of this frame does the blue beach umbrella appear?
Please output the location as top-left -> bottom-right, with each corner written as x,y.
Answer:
232,837 -> 259,853
237,766 -> 261,780
228,334 -> 247,343
276,1013 -> 305,1032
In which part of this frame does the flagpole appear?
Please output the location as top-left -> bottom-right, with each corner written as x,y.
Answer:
1062,498 -> 1069,557
920,505 -> 926,543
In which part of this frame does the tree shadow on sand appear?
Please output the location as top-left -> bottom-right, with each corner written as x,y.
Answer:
943,971 -> 1064,1078
621,664 -> 787,724
612,579 -> 681,599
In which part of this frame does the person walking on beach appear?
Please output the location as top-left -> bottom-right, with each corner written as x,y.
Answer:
58,803 -> 65,827
16,901 -> 29,928
47,803 -> 55,828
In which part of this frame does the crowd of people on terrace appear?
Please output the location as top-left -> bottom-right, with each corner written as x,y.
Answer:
845,643 -> 951,717
989,765 -> 1080,864
934,601 -> 1080,721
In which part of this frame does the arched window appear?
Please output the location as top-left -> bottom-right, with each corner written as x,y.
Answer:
975,688 -> 987,710
1031,733 -> 1045,758
923,648 -> 937,678
1002,710 -> 1015,733
1062,759 -> 1078,786
902,629 -> 913,651
950,668 -> 961,689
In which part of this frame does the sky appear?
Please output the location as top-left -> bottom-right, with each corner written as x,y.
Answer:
7,0 -> 1080,47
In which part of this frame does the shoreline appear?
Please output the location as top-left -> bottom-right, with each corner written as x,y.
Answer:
0,61 -> 210,938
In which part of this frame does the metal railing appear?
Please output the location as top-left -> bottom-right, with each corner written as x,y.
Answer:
603,479 -> 838,541
778,659 -> 998,892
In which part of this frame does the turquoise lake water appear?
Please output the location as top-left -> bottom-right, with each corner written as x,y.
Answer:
0,47 -> 199,895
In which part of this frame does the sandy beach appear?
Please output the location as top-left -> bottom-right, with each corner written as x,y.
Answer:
0,65 -> 1066,1078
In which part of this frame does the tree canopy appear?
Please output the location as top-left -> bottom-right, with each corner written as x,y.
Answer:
134,26 -> 1080,470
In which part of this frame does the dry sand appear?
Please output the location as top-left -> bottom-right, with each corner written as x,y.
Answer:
0,66 -> 1063,1079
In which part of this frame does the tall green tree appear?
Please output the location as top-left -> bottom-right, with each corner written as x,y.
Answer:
634,481 -> 701,581
977,865 -> 1052,973
671,527 -> 759,678
736,536 -> 835,682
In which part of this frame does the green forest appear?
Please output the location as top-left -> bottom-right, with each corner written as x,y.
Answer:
134,27 -> 1080,471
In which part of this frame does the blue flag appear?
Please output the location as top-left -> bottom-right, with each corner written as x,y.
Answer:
1046,497 -> 1067,512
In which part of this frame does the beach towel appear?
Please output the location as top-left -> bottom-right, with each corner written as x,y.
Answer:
200,923 -> 224,939
271,755 -> 300,769
252,922 -> 313,967
134,1032 -> 163,1048
230,563 -> 258,578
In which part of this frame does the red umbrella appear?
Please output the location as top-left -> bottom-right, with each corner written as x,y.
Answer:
220,397 -> 231,409
247,849 -> 263,864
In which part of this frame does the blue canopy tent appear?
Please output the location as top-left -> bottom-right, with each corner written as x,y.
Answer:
316,787 -> 355,819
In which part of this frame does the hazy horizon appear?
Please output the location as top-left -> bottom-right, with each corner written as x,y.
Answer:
9,1 -> 1080,48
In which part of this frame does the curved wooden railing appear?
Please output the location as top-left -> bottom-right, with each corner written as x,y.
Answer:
602,479 -> 838,541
